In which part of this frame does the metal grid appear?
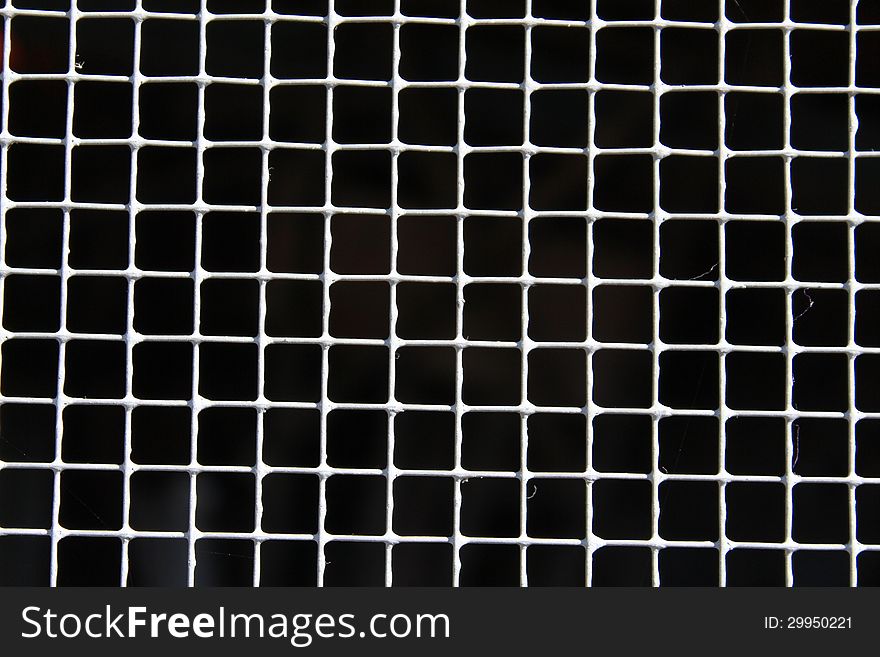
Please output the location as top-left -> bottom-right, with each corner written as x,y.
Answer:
0,0 -> 879,587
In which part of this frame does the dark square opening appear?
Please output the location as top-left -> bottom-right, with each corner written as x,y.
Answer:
725,30 -> 783,87
259,541 -> 318,587
397,282 -> 456,340
394,411 -> 455,471
208,0 -> 265,12
528,479 -> 586,538
462,412 -> 521,472
4,208 -> 62,269
592,547 -> 651,587
130,472 -> 189,531
333,86 -> 391,144
530,154 -> 589,211
72,145 -> 131,203
726,352 -> 785,410
531,26 -> 589,83
726,288 -> 786,346
725,221 -> 785,281
64,340 -> 126,399
596,91 -> 653,149
856,94 -> 880,150
592,414 -> 652,474
73,82 -> 132,138
857,355 -> 880,412
399,88 -> 457,146
530,90 -> 589,148
793,550 -> 850,587
138,83 -> 198,140
727,550 -> 786,586
399,152 -> 458,210
269,86 -> 326,143
725,157 -> 785,215
460,545 -> 520,586
792,93 -> 849,152
857,158 -> 880,216
1,339 -> 59,398
194,539 -> 254,586
76,18 -> 133,76
593,219 -> 652,279
264,344 -> 323,402
791,30 -> 849,87
133,341 -> 193,400
134,279 -> 194,336
394,477 -> 454,536
271,21 -> 327,79
661,28 -> 718,85
857,420 -> 880,478
793,221 -> 848,282
660,287 -> 719,345
393,544 -> 453,586
328,409 -> 387,469
857,486 -> 880,545
527,413 -> 586,472
200,279 -> 259,337
396,347 -> 456,404
131,406 -> 191,465
461,478 -> 520,537
10,17 -> 69,73
529,218 -> 587,279
593,155 -> 654,212
336,0 -> 392,15
792,158 -> 849,215
0,469 -> 53,529
595,27 -> 654,84
196,473 -> 255,532
726,483 -> 786,542
326,474 -> 387,535
205,83 -> 263,141
400,24 -> 458,81
136,147 -> 197,204
660,91 -> 717,150
463,283 -> 521,341
128,539 -> 188,587
660,351 -> 719,410
58,537 -> 121,586
658,415 -> 718,474
268,149 -> 325,207
206,20 -> 264,78
203,148 -> 262,205
528,285 -> 586,342
327,345 -> 389,403
859,553 -> 880,586
528,348 -> 587,407
857,290 -> 880,347
660,156 -> 719,213
59,470 -> 123,530
267,213 -> 324,273
725,92 -> 784,151
726,0 -> 783,22
658,480 -> 719,540
464,89 -> 523,147
465,216 -> 522,276
592,284 -> 652,343
67,276 -> 127,335
332,150 -> 391,208
726,416 -> 786,475
324,541 -> 384,586
662,0 -> 717,22
462,347 -> 522,406
335,23 -> 393,81
266,280 -> 323,338
261,474 -> 320,534
593,349 -> 653,408
465,26 -> 524,83
61,404 -> 125,464
793,288 -> 848,346
792,483 -> 849,544
792,418 -> 849,477
202,212 -> 260,272
398,217 -> 457,277
598,0 -> 651,20
141,19 -> 199,76
793,353 -> 848,412
8,145 -> 65,201
329,281 -> 389,339
198,407 -> 257,466
263,408 -> 321,467
2,275 -> 60,333
199,343 -> 258,401
593,479 -> 652,539
0,404 -> 56,463
468,0 -> 524,17
533,0 -> 590,20
464,152 -> 523,211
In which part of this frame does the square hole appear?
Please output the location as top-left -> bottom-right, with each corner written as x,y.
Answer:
593,219 -> 652,279
0,469 -> 53,529
324,541 -> 384,586
398,216 -> 456,277
0,404 -> 56,463
333,86 -> 391,145
264,344 -> 322,402
793,288 -> 848,347
725,30 -> 783,86
73,82 -> 132,139
1,340 -> 59,398
856,94 -> 880,150
725,92 -> 784,151
133,342 -> 193,400
67,276 -> 127,335
265,280 -> 323,338
7,145 -> 65,201
399,152 -> 457,210
61,404 -> 125,464
465,217 -> 522,277
533,0 -> 589,20
592,414 -> 652,474
199,343 -> 258,401
2,275 -> 60,332
529,217 -> 587,279
791,94 -> 848,152
397,282 -> 456,340
592,547 -> 652,586
528,349 -> 586,407
727,550 -> 786,586
141,19 -> 199,76
726,352 -> 785,410
660,156 -> 719,213
4,209 -> 62,269
325,475 -> 387,535
327,409 -> 387,469
528,285 -> 586,342
134,279 -> 194,336
58,537 -> 121,586
726,0 -> 782,21
660,287 -> 719,345
336,0 -> 392,14
394,411 -> 455,471
593,155 -> 654,212
131,406 -> 191,465
399,88 -> 458,146
269,86 -> 325,143
793,483 -> 849,544
793,221 -> 848,282
725,157 -> 785,215
76,18 -> 133,76
464,153 -> 523,211
394,477 -> 454,536
468,0 -> 524,17
59,470 -> 123,530
263,408 -> 321,467
71,210 -> 129,272
792,30 -> 849,87
793,353 -> 848,412
462,412 -> 521,472
136,148 -> 197,204
660,351 -> 719,410
329,282 -> 389,339
857,290 -> 880,347
332,150 -> 391,208
461,478 -> 520,537
130,472 -> 189,532
128,539 -> 188,587
527,479 -> 586,538
658,480 -> 719,540
201,212 -> 259,272
9,82 -> 67,138
267,213 -> 324,273
593,350 -> 653,408
857,355 -> 880,412
10,17 -> 69,73
593,479 -> 652,539
530,90 -> 589,148
660,91 -> 717,150
460,545 -> 520,586
530,154 -> 588,211
270,22 -> 326,79
725,221 -> 785,281
208,0 -> 265,12
138,83 -> 198,140
261,474 -> 320,534
792,418 -> 848,477
661,28 -> 718,84
462,347 -> 521,406
465,26 -> 524,83
726,416 -> 785,475
531,26 -> 589,82
597,0 -> 650,19
196,473 -> 255,532
528,544 -> 585,585
857,159 -> 880,216
393,543 -> 453,587
726,288 -> 786,346
527,413 -> 586,472
203,148 -> 262,205
64,340 -> 126,399
858,486 -> 880,545
659,415 -> 718,474
400,24 -> 458,81
194,539 -> 254,586
198,407 -> 256,466
200,279 -> 259,337
328,345 -> 389,403
596,27 -> 654,84
259,541 -> 318,587
463,283 -> 521,341
464,89 -> 523,147
859,553 -> 880,585
204,84 -> 262,141
335,23 -> 392,81
206,20 -> 263,78
793,550 -> 850,587
268,149 -> 325,207
396,347 -> 456,404
792,158 -> 849,215
662,0 -> 717,22
857,420 -> 880,477
592,284 -> 652,343
726,483 -> 786,542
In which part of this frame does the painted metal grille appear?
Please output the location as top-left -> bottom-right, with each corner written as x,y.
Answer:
0,0 -> 879,587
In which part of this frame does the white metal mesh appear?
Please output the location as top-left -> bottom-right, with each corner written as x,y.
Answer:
0,0 -> 878,587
